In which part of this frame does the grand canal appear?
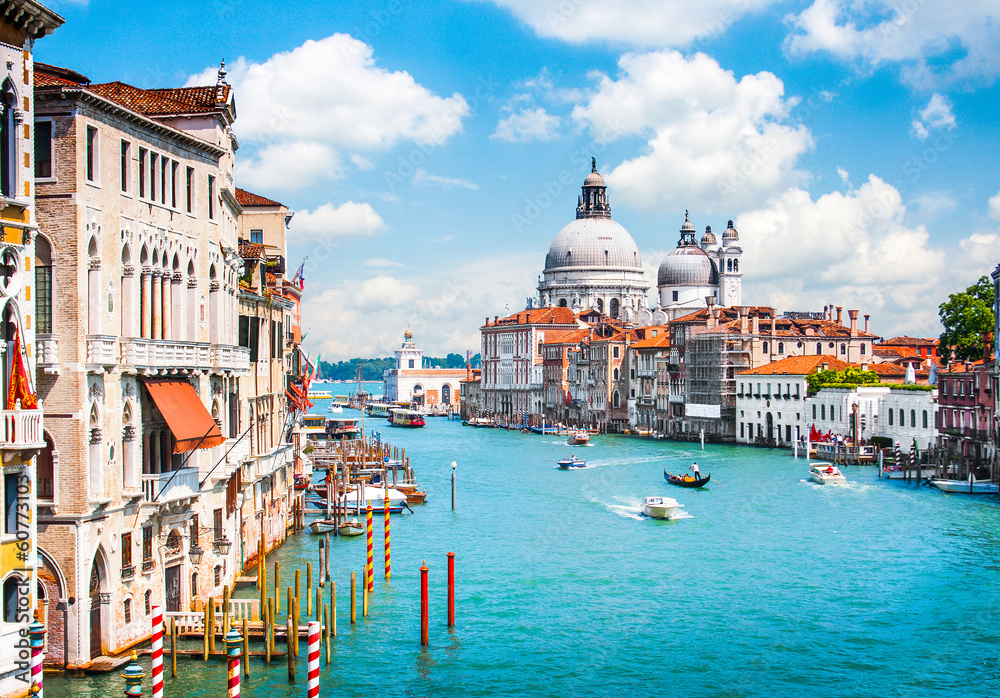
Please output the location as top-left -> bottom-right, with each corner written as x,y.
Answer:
47,392 -> 1000,696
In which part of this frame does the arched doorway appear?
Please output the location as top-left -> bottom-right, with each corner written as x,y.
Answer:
89,554 -> 106,659
765,412 -> 774,442
441,384 -> 451,405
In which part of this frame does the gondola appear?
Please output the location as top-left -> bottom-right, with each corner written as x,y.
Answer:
664,468 -> 710,488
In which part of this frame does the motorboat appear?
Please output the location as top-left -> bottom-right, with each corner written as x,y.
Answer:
664,469 -> 710,488
810,464 -> 847,485
557,457 -> 586,469
328,403 -> 343,413
388,408 -> 425,427
293,474 -> 311,491
326,417 -> 361,440
338,519 -> 365,536
366,402 -> 393,418
308,389 -> 333,399
930,476 -> 1000,494
303,414 -> 327,441
309,518 -> 337,534
567,431 -> 590,446
642,496 -> 682,520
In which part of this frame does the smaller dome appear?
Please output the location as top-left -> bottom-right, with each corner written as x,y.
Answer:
583,171 -> 605,187
722,219 -> 739,245
657,246 -> 719,287
700,225 -> 716,246
680,210 -> 695,234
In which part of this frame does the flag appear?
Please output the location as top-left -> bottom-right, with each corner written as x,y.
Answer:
7,328 -> 37,410
291,259 -> 306,290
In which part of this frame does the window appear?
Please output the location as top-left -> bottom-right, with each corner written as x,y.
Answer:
149,153 -> 158,202
777,342 -> 784,354
213,508 -> 223,540
191,573 -> 198,599
672,290 -> 678,302
124,599 -> 132,625
1,79 -> 17,196
35,237 -> 52,334
899,409 -> 905,427
277,322 -> 283,359
250,229 -> 263,244
249,318 -> 260,362
34,120 -> 52,178
185,166 -> 194,212
160,157 -> 167,203
191,514 -> 199,545
613,346 -> 620,359
762,342 -> 768,354
923,411 -> 928,429
821,404 -> 825,420
121,140 -> 132,192
138,148 -> 147,197
122,532 -> 132,570
613,368 -> 619,381
171,161 -> 178,208
2,576 -> 20,622
911,410 -> 916,427
4,472 -> 18,534
207,175 -> 216,219
214,565 -> 222,588
408,359 -> 414,369
86,126 -> 98,182
142,527 -> 152,562
888,409 -> 893,426
840,344 -> 846,355
816,343 -> 822,354
860,343 -> 866,355
144,589 -> 152,615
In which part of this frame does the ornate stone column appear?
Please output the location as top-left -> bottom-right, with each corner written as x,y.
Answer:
161,274 -> 170,341
151,270 -> 162,340
141,266 -> 152,339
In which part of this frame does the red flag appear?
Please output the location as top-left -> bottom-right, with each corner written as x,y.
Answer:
7,329 -> 37,410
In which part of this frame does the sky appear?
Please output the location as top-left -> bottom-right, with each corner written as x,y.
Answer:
38,0 -> 1000,360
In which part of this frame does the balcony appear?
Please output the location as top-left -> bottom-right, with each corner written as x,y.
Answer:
36,334 -> 59,374
142,467 -> 200,504
86,335 -> 118,369
120,339 -> 250,374
637,368 -> 656,378
121,565 -> 135,581
1,406 -> 44,450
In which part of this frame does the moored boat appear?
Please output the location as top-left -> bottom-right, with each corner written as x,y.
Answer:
389,408 -> 425,427
809,464 -> 846,485
664,469 -> 710,488
327,417 -> 361,440
338,519 -> 365,536
568,431 -> 590,445
929,477 -> 1000,494
642,496 -> 682,519
309,518 -> 337,534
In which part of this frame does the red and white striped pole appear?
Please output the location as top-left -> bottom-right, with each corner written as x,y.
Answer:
29,615 -> 44,697
151,605 -> 163,698
306,621 -> 320,698
224,629 -> 242,698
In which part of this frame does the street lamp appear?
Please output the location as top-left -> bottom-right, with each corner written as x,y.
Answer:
213,537 -> 232,556
188,543 -> 204,565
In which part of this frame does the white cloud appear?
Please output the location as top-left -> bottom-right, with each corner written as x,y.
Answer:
300,253 -> 539,360
910,191 -> 957,219
785,0 -> 1000,88
738,175 -> 1000,337
492,107 -> 562,142
571,50 -> 812,213
989,190 -> 1000,221
350,154 -> 376,171
364,258 -> 404,268
187,34 -> 469,186
911,93 -> 956,140
412,168 -> 478,190
837,167 -> 850,184
236,141 -> 341,191
290,201 -> 385,241
485,0 -> 778,48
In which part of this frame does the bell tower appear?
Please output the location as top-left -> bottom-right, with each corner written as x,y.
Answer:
719,220 -> 742,307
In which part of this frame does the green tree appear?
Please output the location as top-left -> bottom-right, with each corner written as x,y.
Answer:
938,275 -> 994,362
806,367 -> 879,392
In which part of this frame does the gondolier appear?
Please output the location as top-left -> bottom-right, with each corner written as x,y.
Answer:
690,462 -> 701,478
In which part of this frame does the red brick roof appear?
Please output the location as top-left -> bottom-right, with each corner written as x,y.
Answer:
632,333 -> 670,349
485,307 -> 579,328
739,355 -> 852,376
239,241 -> 264,259
87,81 -> 230,117
880,336 -> 938,347
34,62 -> 89,87
236,188 -> 285,207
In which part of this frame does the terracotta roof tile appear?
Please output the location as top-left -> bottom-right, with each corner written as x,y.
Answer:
239,241 -> 264,259
87,81 -> 230,117
738,355 -> 852,376
632,334 -> 671,349
236,188 -> 285,207
485,307 -> 579,328
880,336 -> 938,347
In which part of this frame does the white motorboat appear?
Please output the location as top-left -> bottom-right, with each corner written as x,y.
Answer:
567,431 -> 590,445
328,403 -> 343,413
642,496 -> 682,519
809,464 -> 847,485
557,457 -> 586,469
930,477 -> 1000,494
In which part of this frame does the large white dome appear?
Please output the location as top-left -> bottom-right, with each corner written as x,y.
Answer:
544,218 -> 643,273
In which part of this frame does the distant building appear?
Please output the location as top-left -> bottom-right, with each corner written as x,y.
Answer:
626,326 -> 670,433
382,331 -> 465,409
937,361 -> 992,461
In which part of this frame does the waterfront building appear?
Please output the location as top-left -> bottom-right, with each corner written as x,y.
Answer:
936,361 -> 992,462
480,308 -> 580,419
382,330 -> 466,410
235,188 -> 303,584
541,327 -> 590,423
626,326 -> 669,434
560,321 -> 636,431
736,355 -> 850,446
874,336 -> 939,367
878,386 -> 938,450
655,215 -> 742,320
665,304 -> 879,441
0,5 -> 63,696
31,62 -> 256,667
805,385 -> 890,446
536,163 -> 651,323
458,366 -> 481,421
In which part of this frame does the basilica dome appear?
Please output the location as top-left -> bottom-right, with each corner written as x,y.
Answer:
657,246 -> 718,286
544,218 -> 643,272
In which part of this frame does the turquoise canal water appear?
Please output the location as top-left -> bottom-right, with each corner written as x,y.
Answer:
47,397 -> 1000,696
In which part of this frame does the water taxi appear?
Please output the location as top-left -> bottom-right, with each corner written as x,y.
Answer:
308,389 -> 333,399
642,496 -> 682,519
809,464 -> 846,485
326,417 -> 361,440
388,408 -> 425,428
568,431 -> 590,445
303,414 -> 328,440
366,402 -> 393,418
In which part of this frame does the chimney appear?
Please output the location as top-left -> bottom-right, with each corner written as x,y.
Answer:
823,304 -> 828,320
495,315 -> 499,325
848,309 -> 859,337
822,362 -> 829,371
861,362 -> 868,371
739,307 -> 749,334
466,363 -> 472,380
707,313 -> 717,329
706,295 -> 716,308
836,306 -> 843,324
864,314 -> 870,334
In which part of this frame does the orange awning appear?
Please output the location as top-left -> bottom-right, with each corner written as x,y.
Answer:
142,378 -> 226,453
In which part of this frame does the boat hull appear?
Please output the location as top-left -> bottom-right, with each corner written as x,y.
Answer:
809,470 -> 847,485
642,497 -> 681,519
557,458 -> 586,469
930,479 -> 1000,494
338,521 -> 365,536
309,519 -> 337,534
664,470 -> 710,488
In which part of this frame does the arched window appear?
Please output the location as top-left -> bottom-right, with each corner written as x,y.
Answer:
727,259 -> 733,272
840,343 -> 846,355
191,573 -> 198,599
821,404 -> 825,420
816,343 -> 822,354
123,598 -> 132,625
613,368 -> 619,381
3,574 -> 22,621
35,236 -> 53,334
441,384 -> 451,404
762,341 -> 768,354
888,409 -> 893,426
923,410 -> 928,428
899,409 -> 905,427
911,410 -> 916,427
186,260 -> 196,340
812,404 -> 816,419
733,259 -> 739,272
214,565 -> 222,588
612,390 -> 620,408
144,589 -> 152,615
777,342 -> 784,354
87,237 -> 100,334
0,78 -> 18,197
595,298 -> 603,313
860,343 -> 866,355
120,245 -> 133,337
609,298 -> 619,318
558,299 -> 567,307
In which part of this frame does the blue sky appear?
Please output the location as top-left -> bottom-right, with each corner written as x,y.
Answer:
39,0 -> 1000,359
